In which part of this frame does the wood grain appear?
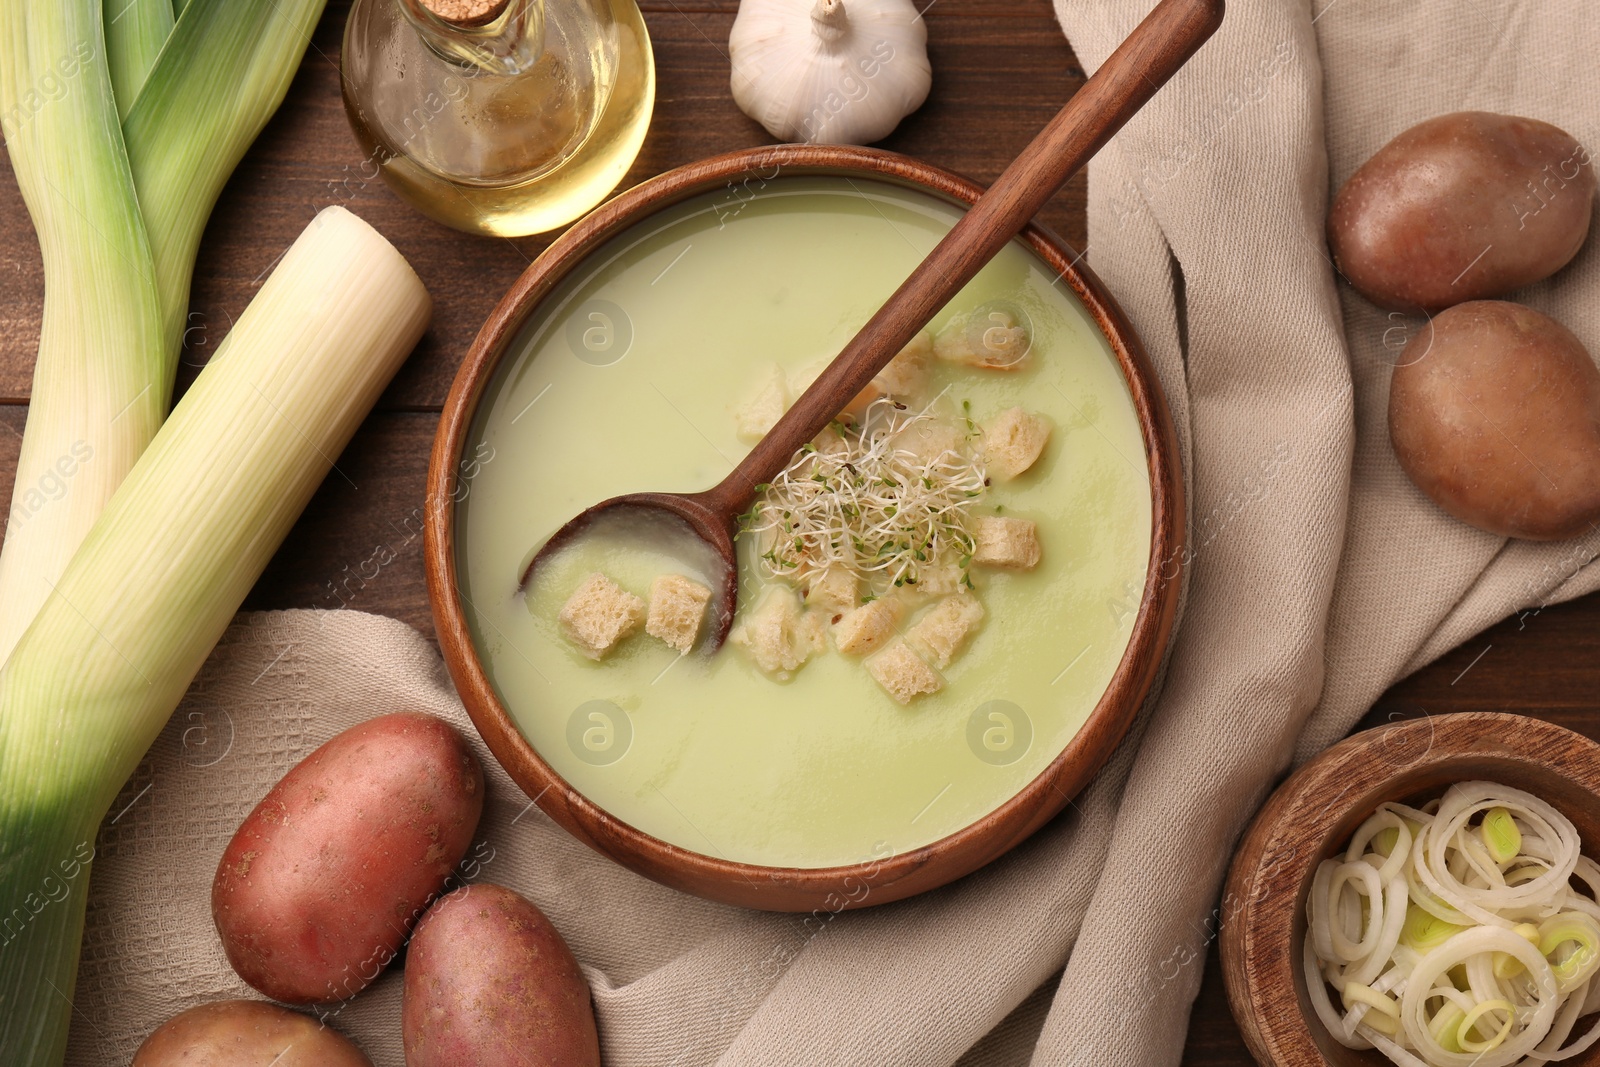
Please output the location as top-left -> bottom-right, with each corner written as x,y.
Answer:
0,0 -> 1596,1060
0,1 -> 1090,409
241,411 -> 438,635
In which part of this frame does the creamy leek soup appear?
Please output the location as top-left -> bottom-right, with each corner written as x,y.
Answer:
456,176 -> 1151,869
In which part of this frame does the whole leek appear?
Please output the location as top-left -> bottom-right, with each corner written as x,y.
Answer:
0,206 -> 432,1064
0,0 -> 330,668
0,0 -> 167,671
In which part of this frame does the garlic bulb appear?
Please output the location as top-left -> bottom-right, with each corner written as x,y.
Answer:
729,0 -> 932,145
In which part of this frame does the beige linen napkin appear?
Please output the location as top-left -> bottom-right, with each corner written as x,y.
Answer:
66,1 -> 1600,1064
1035,0 -> 1600,1064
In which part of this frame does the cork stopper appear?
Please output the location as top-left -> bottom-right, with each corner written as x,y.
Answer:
420,0 -> 510,25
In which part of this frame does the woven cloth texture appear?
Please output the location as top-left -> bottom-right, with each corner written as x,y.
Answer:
67,0 -> 1600,1063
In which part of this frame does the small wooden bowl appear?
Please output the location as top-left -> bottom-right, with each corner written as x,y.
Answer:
425,144 -> 1185,912
1221,712 -> 1600,1067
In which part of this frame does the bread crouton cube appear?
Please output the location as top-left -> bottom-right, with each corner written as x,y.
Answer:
982,407 -> 1051,480
735,364 -> 789,443
832,598 -> 900,656
730,587 -> 826,680
559,572 -> 645,660
792,355 -> 901,420
934,308 -> 1031,370
811,424 -> 849,455
866,640 -> 943,705
788,357 -> 825,398
873,331 -> 932,397
972,516 -> 1041,570
907,595 -> 985,668
913,563 -> 967,597
903,420 -> 966,464
841,380 -> 883,421
790,358 -> 883,425
804,567 -> 858,615
646,574 -> 712,653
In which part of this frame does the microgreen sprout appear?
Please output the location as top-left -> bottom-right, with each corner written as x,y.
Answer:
743,396 -> 988,594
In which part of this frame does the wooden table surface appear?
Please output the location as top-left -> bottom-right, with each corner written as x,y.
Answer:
2,2 -> 1596,1063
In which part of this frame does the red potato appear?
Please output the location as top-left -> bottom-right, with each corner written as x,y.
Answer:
403,883 -> 600,1067
1329,111 -> 1595,312
213,712 -> 484,1004
132,1000 -> 371,1066
1390,300 -> 1600,539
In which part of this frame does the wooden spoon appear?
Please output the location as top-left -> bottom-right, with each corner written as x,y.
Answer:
523,0 -> 1225,649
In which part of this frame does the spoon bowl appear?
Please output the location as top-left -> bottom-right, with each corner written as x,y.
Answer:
520,491 -> 740,649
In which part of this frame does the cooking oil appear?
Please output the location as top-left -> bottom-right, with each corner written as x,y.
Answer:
341,0 -> 654,236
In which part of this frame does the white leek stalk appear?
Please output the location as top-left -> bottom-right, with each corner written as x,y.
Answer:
1306,787 -> 1600,1066
0,0 -> 330,669
0,207 -> 431,1065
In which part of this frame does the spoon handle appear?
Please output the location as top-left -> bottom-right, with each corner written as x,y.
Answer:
703,0 -> 1224,513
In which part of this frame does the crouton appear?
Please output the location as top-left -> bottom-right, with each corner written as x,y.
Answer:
903,420 -> 966,464
841,380 -> 883,421
914,563 -> 968,597
866,640 -> 943,705
559,573 -> 645,660
982,407 -> 1051,480
934,308 -> 1031,370
735,364 -> 789,443
791,357 -> 882,424
832,598 -> 900,655
811,424 -> 849,454
971,516 -> 1042,569
646,574 -> 712,653
873,331 -> 932,397
804,567 -> 858,614
788,357 -> 825,398
907,595 -> 985,668
729,587 -> 826,679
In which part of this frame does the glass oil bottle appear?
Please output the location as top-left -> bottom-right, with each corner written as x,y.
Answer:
341,0 -> 654,236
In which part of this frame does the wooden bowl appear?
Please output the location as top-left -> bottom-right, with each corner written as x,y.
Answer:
1221,712 -> 1600,1067
424,143 -> 1185,912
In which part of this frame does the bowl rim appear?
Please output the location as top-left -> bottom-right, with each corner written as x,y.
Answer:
423,143 -> 1186,912
1220,711 -> 1600,1067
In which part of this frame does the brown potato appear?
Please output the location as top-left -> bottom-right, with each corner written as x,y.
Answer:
1390,300 -> 1600,539
133,1000 -> 371,1066
403,883 -> 600,1067
213,712 -> 484,1004
1330,112 -> 1595,312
